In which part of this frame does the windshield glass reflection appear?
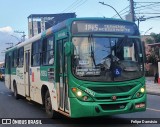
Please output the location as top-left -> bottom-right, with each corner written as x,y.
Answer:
72,36 -> 144,82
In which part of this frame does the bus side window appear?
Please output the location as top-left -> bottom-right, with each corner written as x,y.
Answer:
31,40 -> 41,66
12,50 -> 17,68
42,36 -> 54,65
17,47 -> 24,67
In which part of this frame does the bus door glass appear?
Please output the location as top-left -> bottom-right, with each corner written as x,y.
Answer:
58,38 -> 69,112
24,50 -> 31,97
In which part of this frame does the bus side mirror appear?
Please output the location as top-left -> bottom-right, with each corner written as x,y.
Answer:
64,42 -> 72,56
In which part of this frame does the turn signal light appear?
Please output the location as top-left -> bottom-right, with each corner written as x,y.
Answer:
72,88 -> 77,92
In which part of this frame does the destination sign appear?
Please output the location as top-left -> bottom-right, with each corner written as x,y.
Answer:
72,20 -> 138,35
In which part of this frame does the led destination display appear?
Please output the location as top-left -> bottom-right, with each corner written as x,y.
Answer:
72,20 -> 139,35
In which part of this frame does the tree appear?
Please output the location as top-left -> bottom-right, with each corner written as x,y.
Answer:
146,38 -> 154,44
145,33 -> 160,63
151,33 -> 160,43
146,33 -> 160,44
144,33 -> 160,75
146,46 -> 160,64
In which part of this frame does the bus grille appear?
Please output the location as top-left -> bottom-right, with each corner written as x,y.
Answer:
95,95 -> 131,101
88,85 -> 136,94
100,103 -> 127,110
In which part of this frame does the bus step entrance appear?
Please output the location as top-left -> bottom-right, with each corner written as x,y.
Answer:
26,96 -> 31,101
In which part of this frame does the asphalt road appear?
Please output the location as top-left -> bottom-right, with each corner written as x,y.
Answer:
0,81 -> 160,127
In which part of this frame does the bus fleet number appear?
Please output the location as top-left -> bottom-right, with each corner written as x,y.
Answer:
85,88 -> 95,97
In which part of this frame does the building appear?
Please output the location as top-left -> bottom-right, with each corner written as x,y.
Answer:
141,35 -> 160,76
28,13 -> 76,38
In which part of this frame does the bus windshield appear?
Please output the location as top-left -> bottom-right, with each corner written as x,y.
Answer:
72,36 -> 144,82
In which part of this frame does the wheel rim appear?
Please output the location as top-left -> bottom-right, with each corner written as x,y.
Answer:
45,97 -> 52,114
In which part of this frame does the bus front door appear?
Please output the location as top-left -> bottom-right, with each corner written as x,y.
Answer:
58,39 -> 69,113
24,50 -> 31,97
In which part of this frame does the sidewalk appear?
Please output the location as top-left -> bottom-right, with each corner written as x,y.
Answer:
146,77 -> 160,96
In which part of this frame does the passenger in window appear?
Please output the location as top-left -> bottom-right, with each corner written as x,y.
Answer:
49,51 -> 54,65
49,58 -> 54,64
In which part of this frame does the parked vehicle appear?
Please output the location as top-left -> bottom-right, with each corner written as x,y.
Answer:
0,68 -> 5,81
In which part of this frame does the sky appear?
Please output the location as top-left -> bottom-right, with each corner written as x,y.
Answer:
0,0 -> 160,61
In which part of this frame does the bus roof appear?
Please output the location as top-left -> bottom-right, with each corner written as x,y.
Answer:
5,17 -> 138,53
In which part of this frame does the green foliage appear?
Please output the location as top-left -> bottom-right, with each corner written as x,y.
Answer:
146,38 -> 154,44
145,33 -> 160,66
146,46 -> 160,66
150,33 -> 160,43
145,33 -> 160,44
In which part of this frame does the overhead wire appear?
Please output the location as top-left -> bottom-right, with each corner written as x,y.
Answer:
61,0 -> 87,13
136,13 -> 160,15
67,0 -> 88,12
135,4 -> 160,12
112,2 -> 160,18
135,2 -> 160,21
135,2 -> 160,15
134,3 -> 159,10
61,0 -> 82,13
119,10 -> 130,17
148,7 -> 160,12
112,5 -> 129,18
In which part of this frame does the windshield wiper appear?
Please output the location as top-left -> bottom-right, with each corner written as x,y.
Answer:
116,35 -> 128,52
124,67 -> 139,72
88,34 -> 96,66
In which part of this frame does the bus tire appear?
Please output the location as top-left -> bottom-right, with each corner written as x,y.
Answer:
45,90 -> 58,118
13,82 -> 19,99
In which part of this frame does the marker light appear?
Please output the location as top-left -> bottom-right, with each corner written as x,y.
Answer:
141,88 -> 145,93
71,87 -> 93,101
72,88 -> 77,92
77,91 -> 82,96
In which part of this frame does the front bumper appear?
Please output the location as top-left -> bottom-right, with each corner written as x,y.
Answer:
70,94 -> 146,118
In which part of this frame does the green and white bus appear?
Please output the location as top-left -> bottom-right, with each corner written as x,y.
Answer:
5,18 -> 146,118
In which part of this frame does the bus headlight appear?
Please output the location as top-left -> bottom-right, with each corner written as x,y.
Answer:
77,91 -> 82,96
71,87 -> 93,102
140,87 -> 145,93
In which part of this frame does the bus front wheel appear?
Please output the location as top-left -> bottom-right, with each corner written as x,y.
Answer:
45,90 -> 58,118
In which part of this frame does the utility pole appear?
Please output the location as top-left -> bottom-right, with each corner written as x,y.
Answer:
11,35 -> 21,42
5,43 -> 13,49
14,30 -> 26,42
129,0 -> 135,22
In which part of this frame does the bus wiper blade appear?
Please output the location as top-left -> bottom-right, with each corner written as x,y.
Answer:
117,35 -> 128,52
124,67 -> 139,72
88,34 -> 96,66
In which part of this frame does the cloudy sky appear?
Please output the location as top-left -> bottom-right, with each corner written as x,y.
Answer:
0,26 -> 20,61
0,0 -> 160,61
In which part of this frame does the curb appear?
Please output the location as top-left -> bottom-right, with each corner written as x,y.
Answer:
147,91 -> 160,96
